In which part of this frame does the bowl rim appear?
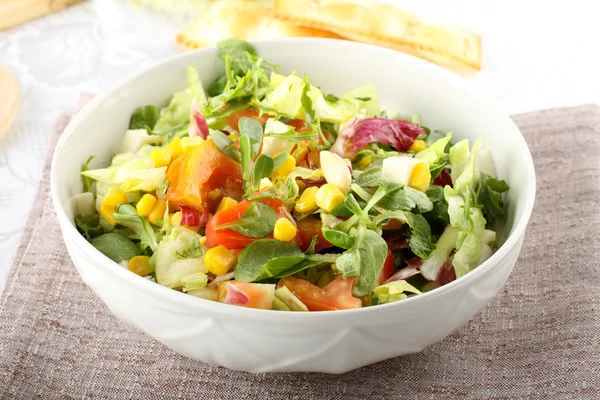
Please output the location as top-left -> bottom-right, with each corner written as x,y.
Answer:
50,38 -> 536,322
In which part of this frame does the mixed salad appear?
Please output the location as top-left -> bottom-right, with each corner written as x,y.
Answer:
74,39 -> 510,311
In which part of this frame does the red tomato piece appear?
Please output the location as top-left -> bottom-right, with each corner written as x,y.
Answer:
295,218 -> 333,253
205,198 -> 294,249
277,276 -> 362,311
224,108 -> 270,131
377,250 -> 396,286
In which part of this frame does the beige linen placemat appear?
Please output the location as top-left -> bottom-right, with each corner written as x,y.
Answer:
0,102 -> 599,399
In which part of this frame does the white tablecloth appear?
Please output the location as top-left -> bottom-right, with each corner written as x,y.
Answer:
0,0 -> 598,289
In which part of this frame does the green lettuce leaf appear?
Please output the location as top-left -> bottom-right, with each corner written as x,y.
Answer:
259,73 -> 380,123
155,226 -> 206,288
335,224 -> 388,297
90,232 -> 141,263
82,157 -> 167,193
372,280 -> 421,305
444,138 -> 487,278
153,66 -> 207,132
113,204 -> 161,252
477,173 -> 510,224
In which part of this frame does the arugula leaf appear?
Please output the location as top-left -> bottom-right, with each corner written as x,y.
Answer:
129,105 -> 159,130
210,130 -> 241,162
216,202 -> 277,238
113,204 -> 160,252
217,39 -> 258,76
90,232 -> 141,263
207,75 -> 228,97
208,39 -> 258,96
234,239 -> 337,282
422,185 -> 450,234
374,211 -> 435,259
335,224 -> 388,297
75,214 -> 104,240
477,173 -> 509,224
81,155 -> 95,193
238,117 -> 263,157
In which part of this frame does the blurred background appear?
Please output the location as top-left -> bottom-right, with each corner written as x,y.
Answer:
0,0 -> 598,289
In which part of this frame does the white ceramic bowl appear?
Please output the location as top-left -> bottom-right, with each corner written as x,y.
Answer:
51,39 -> 535,373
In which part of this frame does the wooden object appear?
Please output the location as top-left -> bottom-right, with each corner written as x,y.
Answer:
0,0 -> 84,31
0,66 -> 20,138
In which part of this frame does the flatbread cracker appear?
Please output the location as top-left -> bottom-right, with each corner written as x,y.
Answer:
177,0 -> 343,49
273,0 -> 481,70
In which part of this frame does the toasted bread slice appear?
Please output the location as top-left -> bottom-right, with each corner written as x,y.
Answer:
177,0 -> 343,49
273,0 -> 481,70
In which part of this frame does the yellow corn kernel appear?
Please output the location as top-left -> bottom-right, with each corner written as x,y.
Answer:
270,153 -> 296,180
357,156 -> 372,168
204,245 -> 237,275
102,188 -> 128,208
128,256 -> 152,277
150,148 -> 172,168
181,136 -> 204,153
100,189 -> 128,226
170,211 -> 182,226
274,218 -> 297,242
409,140 -> 427,153
228,134 -> 239,142
294,186 -> 319,214
100,204 -> 116,226
408,162 -> 431,192
136,193 -> 157,217
166,138 -> 183,160
315,184 -> 345,212
148,199 -> 167,225
216,197 -> 238,213
207,188 -> 222,202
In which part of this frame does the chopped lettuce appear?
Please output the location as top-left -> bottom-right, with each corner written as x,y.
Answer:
372,280 -> 421,305
153,67 -> 207,133
259,72 -> 380,123
415,132 -> 452,178
113,204 -> 160,252
444,138 -> 487,278
82,157 -> 166,193
155,227 -> 206,288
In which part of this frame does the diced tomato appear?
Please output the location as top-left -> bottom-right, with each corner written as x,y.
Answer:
377,250 -> 396,286
165,139 -> 242,212
205,198 -> 294,249
277,276 -> 361,311
224,108 -> 270,131
217,281 -> 275,310
287,119 -> 312,133
295,218 -> 333,252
